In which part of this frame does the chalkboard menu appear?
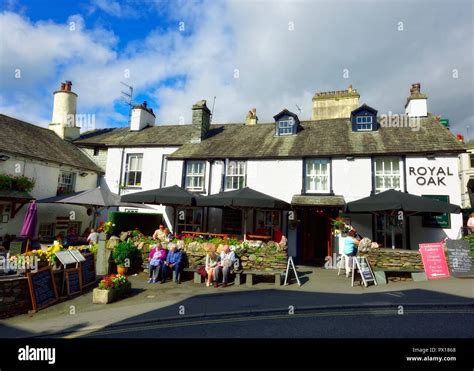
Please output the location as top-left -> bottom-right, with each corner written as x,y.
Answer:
9,241 -> 22,256
352,256 -> 377,287
65,268 -> 82,295
81,253 -> 96,288
446,240 -> 474,278
27,266 -> 59,311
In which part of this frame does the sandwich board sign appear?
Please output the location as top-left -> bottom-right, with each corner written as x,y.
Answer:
352,256 -> 377,287
419,242 -> 450,279
445,239 -> 474,278
283,256 -> 301,286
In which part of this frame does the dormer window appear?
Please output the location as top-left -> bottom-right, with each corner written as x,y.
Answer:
356,116 -> 373,131
273,109 -> 300,136
278,119 -> 294,135
351,104 -> 378,132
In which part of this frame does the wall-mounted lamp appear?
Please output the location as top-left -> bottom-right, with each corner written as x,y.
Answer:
426,153 -> 436,160
79,172 -> 88,177
0,154 -> 10,161
346,156 -> 355,161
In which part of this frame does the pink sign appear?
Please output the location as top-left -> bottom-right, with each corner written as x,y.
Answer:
419,242 -> 450,279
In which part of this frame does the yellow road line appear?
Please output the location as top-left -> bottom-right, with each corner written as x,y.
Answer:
62,307 -> 473,338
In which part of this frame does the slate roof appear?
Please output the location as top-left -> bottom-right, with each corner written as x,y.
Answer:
74,125 -> 195,147
0,114 -> 103,173
168,115 -> 465,159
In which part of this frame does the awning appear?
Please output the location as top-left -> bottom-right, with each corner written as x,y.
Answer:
291,195 -> 345,207
0,190 -> 34,200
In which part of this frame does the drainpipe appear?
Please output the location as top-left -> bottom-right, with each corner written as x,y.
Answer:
118,147 -> 125,196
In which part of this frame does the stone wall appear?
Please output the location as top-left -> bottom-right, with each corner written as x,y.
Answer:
0,276 -> 32,319
360,248 -> 424,271
182,240 -> 288,271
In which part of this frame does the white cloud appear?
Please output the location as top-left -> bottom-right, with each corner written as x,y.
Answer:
0,0 -> 472,136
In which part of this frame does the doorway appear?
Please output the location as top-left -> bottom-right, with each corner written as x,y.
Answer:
301,209 -> 332,266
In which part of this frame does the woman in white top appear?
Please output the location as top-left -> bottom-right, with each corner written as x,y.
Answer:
205,251 -> 218,287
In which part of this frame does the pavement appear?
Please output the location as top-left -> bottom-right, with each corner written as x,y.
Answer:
0,266 -> 472,338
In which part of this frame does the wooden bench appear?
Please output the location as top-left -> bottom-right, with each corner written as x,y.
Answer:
243,270 -> 285,287
184,267 -> 243,285
373,268 -> 427,284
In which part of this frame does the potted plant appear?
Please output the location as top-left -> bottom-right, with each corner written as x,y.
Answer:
92,274 -> 131,304
112,240 -> 139,275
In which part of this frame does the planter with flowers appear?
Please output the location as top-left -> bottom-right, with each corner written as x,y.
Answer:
92,274 -> 131,304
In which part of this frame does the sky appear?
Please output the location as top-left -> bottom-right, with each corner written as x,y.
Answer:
0,0 -> 473,137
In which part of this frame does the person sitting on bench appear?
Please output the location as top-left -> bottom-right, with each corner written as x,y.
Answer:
213,245 -> 237,288
161,243 -> 182,284
148,243 -> 167,283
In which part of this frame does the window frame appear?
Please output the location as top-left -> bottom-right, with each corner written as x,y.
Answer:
277,119 -> 294,136
124,153 -> 143,188
185,160 -> 206,192
38,223 -> 55,241
176,207 -> 203,234
470,154 -> 474,168
57,171 -> 76,196
356,115 -> 373,131
304,158 -> 331,194
373,157 -> 402,194
224,160 -> 246,191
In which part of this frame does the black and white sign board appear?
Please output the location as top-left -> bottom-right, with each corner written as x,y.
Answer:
446,239 -> 474,278
352,256 -> 377,287
284,256 -> 301,286
69,249 -> 86,263
54,250 -> 78,266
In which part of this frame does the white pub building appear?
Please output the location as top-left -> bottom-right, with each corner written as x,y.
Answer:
75,83 -> 465,265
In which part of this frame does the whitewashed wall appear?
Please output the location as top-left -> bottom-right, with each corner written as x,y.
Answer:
0,153 -> 98,238
405,155 -> 462,246
332,157 -> 372,201
104,146 -> 179,194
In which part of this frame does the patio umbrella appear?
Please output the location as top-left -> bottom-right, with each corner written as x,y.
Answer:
196,187 -> 291,238
20,201 -> 38,239
345,189 -> 460,214
196,187 -> 291,209
38,186 -> 151,229
120,185 -> 198,232
38,187 -> 120,207
120,185 -> 197,206
345,189 -> 461,249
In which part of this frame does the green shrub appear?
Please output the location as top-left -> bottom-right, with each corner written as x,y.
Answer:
0,175 -> 35,192
112,240 -> 140,266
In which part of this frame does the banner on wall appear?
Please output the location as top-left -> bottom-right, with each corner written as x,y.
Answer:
419,242 -> 450,279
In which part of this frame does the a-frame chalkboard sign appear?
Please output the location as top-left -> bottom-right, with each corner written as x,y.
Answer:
80,253 -> 96,288
65,268 -> 82,296
351,256 -> 377,287
27,266 -> 59,312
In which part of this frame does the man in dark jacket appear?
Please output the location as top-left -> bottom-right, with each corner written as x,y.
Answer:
161,243 -> 182,284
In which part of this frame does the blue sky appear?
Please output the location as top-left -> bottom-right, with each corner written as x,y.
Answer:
0,0 -> 472,137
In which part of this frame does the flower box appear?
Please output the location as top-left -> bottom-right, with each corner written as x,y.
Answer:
92,281 -> 131,304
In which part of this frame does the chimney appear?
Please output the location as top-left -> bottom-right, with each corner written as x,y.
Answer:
312,84 -> 360,120
191,100 -> 211,143
245,108 -> 258,125
405,82 -> 428,117
130,101 -> 156,131
49,80 -> 80,140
